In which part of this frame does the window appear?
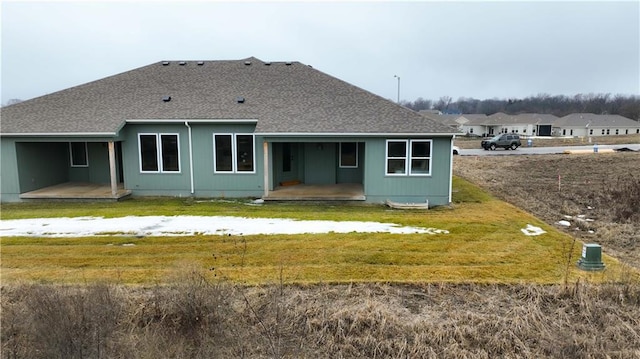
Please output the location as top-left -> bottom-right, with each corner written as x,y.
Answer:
386,139 -> 432,176
138,133 -> 180,173
606,129 -> 610,135
69,142 -> 88,167
615,129 -> 619,135
339,142 -> 358,168
589,129 -> 593,135
386,140 -> 407,175
410,140 -> 431,175
214,134 -> 255,173
601,129 -> 605,135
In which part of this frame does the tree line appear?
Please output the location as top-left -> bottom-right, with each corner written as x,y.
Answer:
402,93 -> 640,120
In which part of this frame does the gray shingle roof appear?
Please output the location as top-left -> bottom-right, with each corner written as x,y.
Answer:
0,57 -> 454,136
555,113 -> 640,127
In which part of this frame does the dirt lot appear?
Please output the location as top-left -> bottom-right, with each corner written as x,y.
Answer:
454,152 -> 640,269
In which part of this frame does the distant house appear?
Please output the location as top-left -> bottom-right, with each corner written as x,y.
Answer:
0,57 -> 457,205
423,113 -> 486,136
481,113 -> 558,137
552,113 -> 640,137
423,111 -> 640,138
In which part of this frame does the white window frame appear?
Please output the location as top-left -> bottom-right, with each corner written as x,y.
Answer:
385,139 -> 432,177
339,142 -> 358,168
213,133 -> 256,174
408,139 -> 432,176
69,142 -> 89,167
138,133 -> 181,173
385,139 -> 408,176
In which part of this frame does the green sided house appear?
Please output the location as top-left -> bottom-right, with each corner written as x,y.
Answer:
0,57 -> 457,206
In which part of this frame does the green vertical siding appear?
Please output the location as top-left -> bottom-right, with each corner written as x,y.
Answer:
362,137 -> 452,206
121,123 -> 264,198
336,142 -> 364,183
68,142 -> 111,184
16,142 -> 69,193
304,142 -> 336,184
0,139 -> 20,201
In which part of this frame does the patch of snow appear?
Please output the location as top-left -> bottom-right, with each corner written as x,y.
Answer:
0,216 -> 449,237
563,215 -> 573,219
557,220 -> 571,227
521,224 -> 546,236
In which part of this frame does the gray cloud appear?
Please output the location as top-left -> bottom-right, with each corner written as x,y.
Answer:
2,1 -> 638,105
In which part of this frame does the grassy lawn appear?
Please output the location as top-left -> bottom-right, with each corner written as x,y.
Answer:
1,177 -> 633,285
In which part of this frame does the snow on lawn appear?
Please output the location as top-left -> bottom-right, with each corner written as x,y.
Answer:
0,216 -> 449,237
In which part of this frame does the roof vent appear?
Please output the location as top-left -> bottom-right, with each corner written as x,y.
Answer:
264,62 -> 271,66
285,61 -> 292,66
244,61 -> 251,66
179,61 -> 186,66
236,97 -> 245,104
162,96 -> 172,102
162,61 -> 170,66
197,61 -> 204,66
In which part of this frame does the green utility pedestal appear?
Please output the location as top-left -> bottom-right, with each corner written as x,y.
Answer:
577,244 -> 605,271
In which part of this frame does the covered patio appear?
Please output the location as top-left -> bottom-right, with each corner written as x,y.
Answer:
19,182 -> 131,201
263,183 -> 365,201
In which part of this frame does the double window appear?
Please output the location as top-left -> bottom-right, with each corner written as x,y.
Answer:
213,134 -> 255,173
69,142 -> 88,167
385,139 -> 432,176
138,133 -> 180,173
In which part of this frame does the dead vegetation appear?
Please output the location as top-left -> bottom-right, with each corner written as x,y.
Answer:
2,276 -> 640,359
454,152 -> 640,269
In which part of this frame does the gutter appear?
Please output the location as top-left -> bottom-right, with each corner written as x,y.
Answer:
127,119 -> 258,124
185,121 -> 195,195
257,132 -> 460,137
0,132 -> 117,137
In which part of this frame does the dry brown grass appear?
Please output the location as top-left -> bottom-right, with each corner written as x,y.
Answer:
3,278 -> 640,358
454,152 -> 640,269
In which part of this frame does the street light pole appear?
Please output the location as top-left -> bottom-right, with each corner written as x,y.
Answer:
393,75 -> 400,104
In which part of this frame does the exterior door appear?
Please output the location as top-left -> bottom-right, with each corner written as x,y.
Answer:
280,142 -> 299,183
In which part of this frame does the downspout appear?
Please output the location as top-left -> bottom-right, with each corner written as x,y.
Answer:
449,135 -> 454,204
185,121 -> 195,195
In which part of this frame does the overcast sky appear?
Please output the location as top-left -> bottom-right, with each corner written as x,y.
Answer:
1,1 -> 638,105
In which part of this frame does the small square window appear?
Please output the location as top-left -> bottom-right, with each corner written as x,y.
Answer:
70,142 -> 88,167
340,142 -> 358,168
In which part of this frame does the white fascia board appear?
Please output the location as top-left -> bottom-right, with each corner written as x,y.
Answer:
257,132 -> 458,137
0,132 -> 117,137
126,119 -> 258,124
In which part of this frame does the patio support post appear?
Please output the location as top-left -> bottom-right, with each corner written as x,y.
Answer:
108,141 -> 118,197
263,141 -> 269,198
